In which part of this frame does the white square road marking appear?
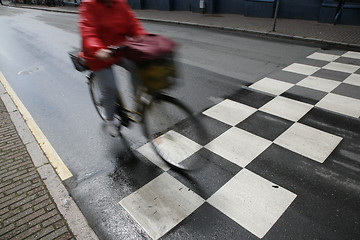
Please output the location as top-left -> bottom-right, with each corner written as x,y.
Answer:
259,96 -> 313,122
120,172 -> 205,240
274,122 -> 343,163
205,127 -> 271,168
316,93 -> 360,118
342,51 -> 360,60
323,62 -> 359,73
203,99 -> 257,126
344,73 -> 360,87
150,130 -> 202,164
307,52 -> 340,62
137,142 -> 171,171
296,76 -> 341,93
208,169 -> 297,239
282,63 -> 320,76
249,77 -> 294,96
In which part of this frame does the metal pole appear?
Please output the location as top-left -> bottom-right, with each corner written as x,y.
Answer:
272,0 -> 280,32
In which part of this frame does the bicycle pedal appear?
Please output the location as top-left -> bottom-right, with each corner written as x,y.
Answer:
121,114 -> 136,127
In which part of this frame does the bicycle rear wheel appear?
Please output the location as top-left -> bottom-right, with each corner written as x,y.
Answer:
142,94 -> 207,170
89,77 -> 107,121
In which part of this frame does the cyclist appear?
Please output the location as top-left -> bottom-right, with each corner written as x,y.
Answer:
78,0 -> 148,136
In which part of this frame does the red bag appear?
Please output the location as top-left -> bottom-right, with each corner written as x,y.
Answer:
122,34 -> 176,63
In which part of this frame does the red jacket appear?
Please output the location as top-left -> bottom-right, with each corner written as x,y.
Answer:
78,0 -> 147,71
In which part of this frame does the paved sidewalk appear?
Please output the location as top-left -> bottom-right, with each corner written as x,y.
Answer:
0,99 -> 74,239
3,3 -> 360,50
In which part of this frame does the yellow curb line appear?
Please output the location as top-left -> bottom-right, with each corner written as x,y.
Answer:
0,71 -> 73,181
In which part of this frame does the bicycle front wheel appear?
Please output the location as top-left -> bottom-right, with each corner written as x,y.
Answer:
89,76 -> 106,121
142,94 -> 207,170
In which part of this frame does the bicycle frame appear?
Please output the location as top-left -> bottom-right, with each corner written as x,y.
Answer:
86,69 -> 159,125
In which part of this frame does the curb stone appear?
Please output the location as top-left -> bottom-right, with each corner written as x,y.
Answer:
0,80 -> 99,239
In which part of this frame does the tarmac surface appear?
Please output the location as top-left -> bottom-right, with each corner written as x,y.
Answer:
0,3 -> 359,240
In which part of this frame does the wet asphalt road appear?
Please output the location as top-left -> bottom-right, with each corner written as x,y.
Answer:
1,6 -> 359,240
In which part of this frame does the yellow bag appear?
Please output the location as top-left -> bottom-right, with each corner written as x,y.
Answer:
139,57 -> 177,93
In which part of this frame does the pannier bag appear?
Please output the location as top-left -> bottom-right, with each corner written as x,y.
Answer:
122,34 -> 178,92
138,54 -> 177,92
69,50 -> 88,72
122,34 -> 177,63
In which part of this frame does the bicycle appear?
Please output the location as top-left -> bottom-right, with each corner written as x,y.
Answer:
69,47 -> 207,170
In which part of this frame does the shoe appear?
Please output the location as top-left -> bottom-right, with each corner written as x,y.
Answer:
104,119 -> 119,137
119,111 -> 130,127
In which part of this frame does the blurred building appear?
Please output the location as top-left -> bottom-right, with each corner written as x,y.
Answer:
127,0 -> 360,25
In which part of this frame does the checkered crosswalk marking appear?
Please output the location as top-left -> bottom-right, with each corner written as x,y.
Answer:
296,76 -> 340,92
120,172 -> 205,240
316,93 -> 360,118
283,63 -> 321,75
207,169 -> 296,238
259,96 -> 313,122
249,77 -> 293,95
254,51 -> 360,118
323,62 -> 359,73
273,122 -> 342,163
203,99 -> 257,126
344,73 -> 360,86
119,50 -> 359,239
342,51 -> 360,59
205,127 -> 272,168
307,52 -> 340,62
